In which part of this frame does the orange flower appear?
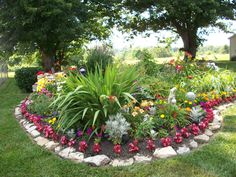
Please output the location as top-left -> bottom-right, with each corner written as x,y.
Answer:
186,107 -> 191,112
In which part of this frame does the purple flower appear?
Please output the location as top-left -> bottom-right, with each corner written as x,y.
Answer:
86,127 -> 93,136
96,133 -> 102,138
77,130 -> 83,137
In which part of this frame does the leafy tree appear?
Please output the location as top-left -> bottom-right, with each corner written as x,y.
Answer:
0,0 -> 116,71
117,0 -> 236,58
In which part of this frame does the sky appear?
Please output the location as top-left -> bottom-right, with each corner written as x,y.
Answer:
90,20 -> 236,50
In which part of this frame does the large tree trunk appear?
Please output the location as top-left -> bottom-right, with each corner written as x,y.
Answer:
40,50 -> 55,72
180,31 -> 198,59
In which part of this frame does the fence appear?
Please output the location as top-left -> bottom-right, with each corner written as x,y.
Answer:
0,61 -> 8,86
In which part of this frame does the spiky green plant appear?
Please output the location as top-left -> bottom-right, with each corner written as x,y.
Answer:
189,106 -> 206,123
51,65 -> 138,133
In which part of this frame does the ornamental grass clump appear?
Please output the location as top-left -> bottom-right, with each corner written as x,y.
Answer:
51,65 -> 138,133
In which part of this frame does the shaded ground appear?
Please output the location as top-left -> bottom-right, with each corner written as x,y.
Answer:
0,73 -> 236,177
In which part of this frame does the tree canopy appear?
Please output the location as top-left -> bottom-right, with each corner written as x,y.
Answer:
0,0 -> 117,70
117,0 -> 236,57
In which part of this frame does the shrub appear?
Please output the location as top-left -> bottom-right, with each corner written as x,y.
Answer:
52,65 -> 139,133
86,46 -> 113,72
27,93 -> 54,116
15,67 -> 41,92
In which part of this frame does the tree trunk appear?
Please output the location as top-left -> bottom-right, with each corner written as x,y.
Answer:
180,31 -> 198,59
40,50 -> 55,72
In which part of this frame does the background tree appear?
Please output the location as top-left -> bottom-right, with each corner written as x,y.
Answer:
118,0 -> 236,58
0,0 -> 117,71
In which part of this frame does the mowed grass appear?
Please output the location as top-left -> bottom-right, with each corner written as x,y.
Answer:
0,67 -> 236,177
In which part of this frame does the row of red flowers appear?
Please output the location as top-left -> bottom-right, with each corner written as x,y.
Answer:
20,95 -> 236,155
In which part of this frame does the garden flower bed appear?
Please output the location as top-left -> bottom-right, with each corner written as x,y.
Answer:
14,60 -> 236,166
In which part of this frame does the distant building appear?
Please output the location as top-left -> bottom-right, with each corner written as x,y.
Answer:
229,34 -> 236,60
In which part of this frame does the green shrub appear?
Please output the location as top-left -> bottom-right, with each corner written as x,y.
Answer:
136,50 -> 162,76
15,67 -> 41,92
27,93 -> 54,116
86,46 -> 113,72
52,65 -> 139,133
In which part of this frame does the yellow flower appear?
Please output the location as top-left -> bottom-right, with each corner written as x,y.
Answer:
186,107 -> 191,112
184,100 -> 188,103
194,100 -> 197,103
139,109 -> 145,114
132,111 -> 138,117
189,101 -> 192,105
134,106 -> 140,111
160,114 -> 165,119
48,117 -> 57,125
140,100 -> 149,107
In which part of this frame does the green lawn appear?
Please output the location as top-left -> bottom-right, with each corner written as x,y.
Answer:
1,76 -> 236,177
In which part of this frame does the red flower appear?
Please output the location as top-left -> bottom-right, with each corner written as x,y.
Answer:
176,65 -> 183,72
78,140 -> 88,152
93,143 -> 101,154
44,125 -> 54,138
37,71 -> 44,76
68,139 -> 76,147
36,123 -> 43,132
146,139 -> 155,151
187,75 -> 193,79
60,136 -> 68,145
161,137 -> 172,147
174,132 -> 183,144
181,127 -> 191,138
199,121 -> 207,132
128,140 -> 139,153
113,144 -> 122,154
189,124 -> 200,136
69,66 -> 77,71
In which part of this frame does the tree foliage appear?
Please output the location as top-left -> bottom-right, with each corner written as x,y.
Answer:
117,0 -> 236,57
0,0 -> 117,70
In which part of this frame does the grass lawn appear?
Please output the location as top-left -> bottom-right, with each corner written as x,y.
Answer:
1,75 -> 236,177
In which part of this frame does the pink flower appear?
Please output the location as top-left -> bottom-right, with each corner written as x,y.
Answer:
93,143 -> 101,154
60,136 -> 68,145
181,127 -> 191,138
78,140 -> 88,152
174,132 -> 183,144
190,124 -> 200,136
128,140 -> 139,153
161,137 -> 172,147
146,139 -> 155,151
199,121 -> 207,132
68,139 -> 76,147
113,144 -> 122,154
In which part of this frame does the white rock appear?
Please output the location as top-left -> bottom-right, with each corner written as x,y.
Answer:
176,145 -> 190,155
68,152 -> 84,163
30,130 -> 40,137
55,146 -> 63,153
189,140 -> 198,149
58,147 -> 76,158
19,119 -> 26,124
15,107 -> 21,116
24,123 -> 34,130
209,124 -> 221,131
205,129 -> 213,137
134,154 -> 152,163
194,134 -> 210,143
111,158 -> 134,167
153,146 -> 177,158
45,141 -> 59,150
83,155 -> 110,166
34,136 -> 49,146
27,126 -> 37,133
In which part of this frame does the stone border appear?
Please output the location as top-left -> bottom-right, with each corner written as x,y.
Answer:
14,101 -> 235,167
